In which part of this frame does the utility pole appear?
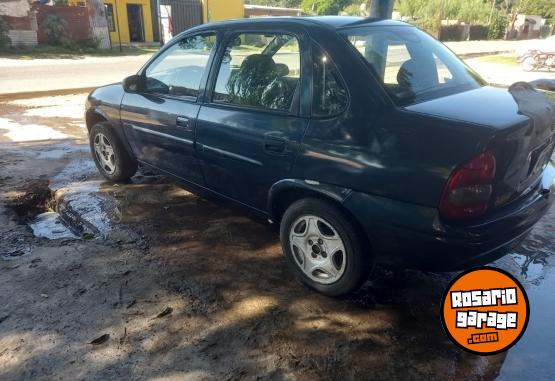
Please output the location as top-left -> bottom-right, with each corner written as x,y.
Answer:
114,0 -> 122,52
368,0 -> 394,19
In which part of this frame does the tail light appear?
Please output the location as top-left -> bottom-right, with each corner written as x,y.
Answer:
439,151 -> 496,220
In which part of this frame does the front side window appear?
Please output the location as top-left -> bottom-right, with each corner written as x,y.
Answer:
340,26 -> 485,106
213,33 -> 301,112
312,47 -> 348,117
145,34 -> 216,98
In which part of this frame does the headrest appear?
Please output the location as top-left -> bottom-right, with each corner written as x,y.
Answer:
240,54 -> 276,72
397,59 -> 417,89
275,63 -> 289,77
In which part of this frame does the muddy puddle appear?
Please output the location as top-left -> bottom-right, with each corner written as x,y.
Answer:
29,212 -> 77,240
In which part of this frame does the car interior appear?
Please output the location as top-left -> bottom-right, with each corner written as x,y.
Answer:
214,34 -> 300,112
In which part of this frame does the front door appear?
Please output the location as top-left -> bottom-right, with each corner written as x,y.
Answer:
196,31 -> 309,211
121,33 -> 217,185
127,4 -> 145,43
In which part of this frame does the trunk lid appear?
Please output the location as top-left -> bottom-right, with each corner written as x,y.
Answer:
406,84 -> 555,209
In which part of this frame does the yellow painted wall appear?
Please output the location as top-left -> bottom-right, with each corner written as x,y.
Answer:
202,0 -> 244,23
68,0 -> 154,43
104,0 -> 154,43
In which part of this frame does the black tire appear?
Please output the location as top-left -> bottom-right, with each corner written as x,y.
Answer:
89,122 -> 137,182
280,198 -> 372,296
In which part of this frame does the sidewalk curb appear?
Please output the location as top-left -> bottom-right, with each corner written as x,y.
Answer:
457,50 -> 514,59
0,87 -> 96,101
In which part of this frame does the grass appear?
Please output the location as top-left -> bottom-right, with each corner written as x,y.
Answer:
477,54 -> 518,66
0,45 -> 159,60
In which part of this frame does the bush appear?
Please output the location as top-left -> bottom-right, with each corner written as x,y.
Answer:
488,11 -> 507,40
61,36 -> 101,51
41,14 -> 70,46
0,17 -> 11,48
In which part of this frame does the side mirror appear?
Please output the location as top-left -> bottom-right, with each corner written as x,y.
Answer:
123,75 -> 141,93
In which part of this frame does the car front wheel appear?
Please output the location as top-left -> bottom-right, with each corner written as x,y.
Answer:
280,198 -> 372,296
89,122 -> 138,182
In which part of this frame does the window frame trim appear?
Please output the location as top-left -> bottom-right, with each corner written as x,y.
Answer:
138,30 -> 220,103
204,28 -> 306,117
309,40 -> 351,119
338,25 -> 486,107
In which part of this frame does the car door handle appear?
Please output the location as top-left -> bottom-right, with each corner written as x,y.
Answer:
264,136 -> 287,154
176,116 -> 192,131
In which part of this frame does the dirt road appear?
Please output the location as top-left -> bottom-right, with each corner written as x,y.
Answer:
0,92 -> 554,380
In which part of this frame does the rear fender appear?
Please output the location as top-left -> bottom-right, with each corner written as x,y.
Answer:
267,179 -> 353,223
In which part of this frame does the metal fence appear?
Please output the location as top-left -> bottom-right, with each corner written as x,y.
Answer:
159,0 -> 203,36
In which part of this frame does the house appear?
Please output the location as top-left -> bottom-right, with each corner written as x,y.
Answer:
2,0 -> 245,47
509,14 -> 545,40
67,0 -> 244,45
0,0 -> 38,46
68,0 -> 154,44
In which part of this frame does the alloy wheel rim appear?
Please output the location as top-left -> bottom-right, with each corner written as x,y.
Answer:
93,133 -> 116,175
289,215 -> 346,285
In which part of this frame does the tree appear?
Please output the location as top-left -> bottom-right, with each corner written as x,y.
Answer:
518,0 -> 555,19
396,0 -> 492,32
341,3 -> 368,16
301,0 -> 353,15
245,0 -> 303,7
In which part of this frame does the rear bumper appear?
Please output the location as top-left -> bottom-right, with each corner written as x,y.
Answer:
344,163 -> 555,271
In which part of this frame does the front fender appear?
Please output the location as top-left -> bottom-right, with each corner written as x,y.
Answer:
267,179 -> 353,222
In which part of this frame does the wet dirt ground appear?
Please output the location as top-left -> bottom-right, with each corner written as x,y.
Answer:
0,92 -> 554,381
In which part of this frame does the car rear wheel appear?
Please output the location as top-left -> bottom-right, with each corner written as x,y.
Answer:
280,198 -> 372,296
89,122 -> 137,182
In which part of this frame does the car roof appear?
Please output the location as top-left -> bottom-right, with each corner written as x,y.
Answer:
181,16 -> 409,35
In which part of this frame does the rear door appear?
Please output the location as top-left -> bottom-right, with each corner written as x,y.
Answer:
195,28 -> 310,211
121,32 -> 217,185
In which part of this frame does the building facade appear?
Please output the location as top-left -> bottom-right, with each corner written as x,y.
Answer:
69,0 -> 154,44
203,0 -> 244,23
66,0 -> 244,45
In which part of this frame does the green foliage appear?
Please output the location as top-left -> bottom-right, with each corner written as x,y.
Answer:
341,3 -> 368,16
245,0 -> 302,7
488,10 -> 508,39
53,0 -> 69,4
41,14 -> 70,46
518,0 -> 555,20
301,0 -> 352,15
0,17 -> 11,49
396,0 -> 491,33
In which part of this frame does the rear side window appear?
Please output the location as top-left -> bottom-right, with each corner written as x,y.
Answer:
213,33 -> 301,112
382,42 -> 411,84
340,26 -> 485,106
145,34 -> 216,98
312,47 -> 348,117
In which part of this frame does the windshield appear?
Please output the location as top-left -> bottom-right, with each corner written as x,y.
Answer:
340,26 -> 486,106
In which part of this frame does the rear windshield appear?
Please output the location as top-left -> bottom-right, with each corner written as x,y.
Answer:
339,26 -> 486,106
